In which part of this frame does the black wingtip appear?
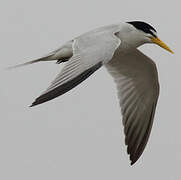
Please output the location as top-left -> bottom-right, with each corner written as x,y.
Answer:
29,104 -> 34,107
28,62 -> 102,107
129,154 -> 137,166
130,159 -> 136,166
29,101 -> 37,107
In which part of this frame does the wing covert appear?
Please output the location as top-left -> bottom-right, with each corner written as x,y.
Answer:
31,25 -> 121,106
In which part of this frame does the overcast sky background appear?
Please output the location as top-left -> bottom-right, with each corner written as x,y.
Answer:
0,0 -> 180,179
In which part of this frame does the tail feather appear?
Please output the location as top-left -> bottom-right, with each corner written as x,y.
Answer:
6,41 -> 73,70
6,55 -> 54,70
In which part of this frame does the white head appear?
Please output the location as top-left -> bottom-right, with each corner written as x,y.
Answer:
119,21 -> 173,53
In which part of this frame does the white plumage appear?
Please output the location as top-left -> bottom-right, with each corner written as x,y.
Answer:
9,21 -> 173,165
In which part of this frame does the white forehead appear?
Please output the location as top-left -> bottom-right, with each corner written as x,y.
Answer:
150,29 -> 157,37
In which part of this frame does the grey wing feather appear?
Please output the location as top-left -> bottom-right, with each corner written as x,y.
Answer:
31,25 -> 121,106
106,49 -> 159,165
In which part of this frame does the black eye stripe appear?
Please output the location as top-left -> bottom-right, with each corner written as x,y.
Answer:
127,21 -> 157,37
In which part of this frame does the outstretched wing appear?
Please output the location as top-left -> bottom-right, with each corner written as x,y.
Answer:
106,49 -> 160,165
31,26 -> 121,106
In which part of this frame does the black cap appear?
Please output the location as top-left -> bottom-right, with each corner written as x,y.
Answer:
127,21 -> 157,37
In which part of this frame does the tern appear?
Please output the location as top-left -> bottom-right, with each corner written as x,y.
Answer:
10,21 -> 173,165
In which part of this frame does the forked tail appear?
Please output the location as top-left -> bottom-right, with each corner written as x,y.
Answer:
6,55 -> 54,70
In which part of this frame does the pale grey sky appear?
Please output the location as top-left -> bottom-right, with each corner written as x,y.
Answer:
0,0 -> 180,179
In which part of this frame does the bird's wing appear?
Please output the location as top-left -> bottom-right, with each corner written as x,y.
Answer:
31,27 -> 121,106
105,49 -> 160,165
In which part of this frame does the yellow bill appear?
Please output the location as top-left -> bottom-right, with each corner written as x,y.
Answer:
151,37 -> 174,54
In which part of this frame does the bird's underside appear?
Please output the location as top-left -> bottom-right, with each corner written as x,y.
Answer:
11,24 -> 160,165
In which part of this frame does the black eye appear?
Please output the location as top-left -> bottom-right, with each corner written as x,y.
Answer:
149,31 -> 157,38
